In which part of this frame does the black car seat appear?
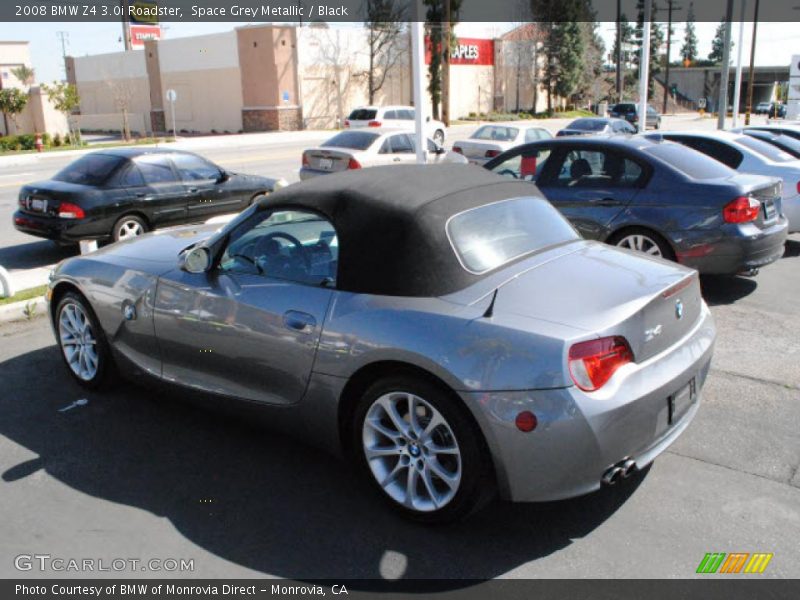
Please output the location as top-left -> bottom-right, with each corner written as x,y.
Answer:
569,158 -> 592,184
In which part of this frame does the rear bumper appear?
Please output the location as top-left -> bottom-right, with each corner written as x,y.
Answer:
298,167 -> 333,181
672,217 -> 789,274
12,210 -> 107,242
461,305 -> 715,502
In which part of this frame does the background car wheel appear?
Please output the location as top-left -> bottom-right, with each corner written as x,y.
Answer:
433,130 -> 445,146
609,228 -> 674,260
113,215 -> 148,243
353,375 -> 494,523
55,291 -> 115,389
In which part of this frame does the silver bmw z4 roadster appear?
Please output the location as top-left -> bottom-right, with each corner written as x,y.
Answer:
47,165 -> 715,522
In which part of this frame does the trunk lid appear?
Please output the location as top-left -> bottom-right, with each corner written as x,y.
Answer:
729,174 -> 783,228
453,140 -> 506,161
304,147 -> 355,173
18,181 -> 93,216
492,242 -> 703,362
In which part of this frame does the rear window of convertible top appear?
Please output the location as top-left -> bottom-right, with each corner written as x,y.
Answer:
447,197 -> 578,274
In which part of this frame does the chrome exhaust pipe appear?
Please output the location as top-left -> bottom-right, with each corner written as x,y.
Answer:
602,466 -> 623,486
621,459 -> 637,478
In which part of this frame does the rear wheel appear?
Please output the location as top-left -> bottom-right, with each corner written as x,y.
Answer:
55,291 -> 115,389
353,375 -> 493,523
433,130 -> 445,146
609,227 -> 674,260
112,215 -> 148,243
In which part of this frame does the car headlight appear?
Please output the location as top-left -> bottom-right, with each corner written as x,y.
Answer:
273,178 -> 289,190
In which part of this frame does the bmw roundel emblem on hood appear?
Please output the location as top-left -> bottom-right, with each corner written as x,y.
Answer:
675,299 -> 684,320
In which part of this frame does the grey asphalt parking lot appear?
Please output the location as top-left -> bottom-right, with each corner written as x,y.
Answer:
1,234 -> 798,580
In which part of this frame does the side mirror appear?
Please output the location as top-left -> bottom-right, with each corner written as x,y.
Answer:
180,246 -> 211,273
426,116 -> 431,122
217,170 -> 230,183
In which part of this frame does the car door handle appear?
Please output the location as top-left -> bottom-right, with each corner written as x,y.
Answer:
283,311 -> 316,332
591,197 -> 623,207
188,187 -> 199,194
135,192 -> 153,200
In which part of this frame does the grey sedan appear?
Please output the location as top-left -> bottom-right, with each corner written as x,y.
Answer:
47,165 -> 714,522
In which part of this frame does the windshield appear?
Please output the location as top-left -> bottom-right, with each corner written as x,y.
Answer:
735,135 -> 796,163
347,108 -> 377,121
322,131 -> 380,150
471,125 -> 520,142
615,103 -> 636,114
646,143 -> 735,179
53,154 -> 125,186
447,197 -> 578,274
569,119 -> 607,132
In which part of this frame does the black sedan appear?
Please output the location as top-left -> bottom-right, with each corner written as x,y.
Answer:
557,117 -> 636,137
483,135 -> 788,275
13,148 -> 286,244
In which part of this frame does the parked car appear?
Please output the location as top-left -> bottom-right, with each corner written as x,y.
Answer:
742,124 -> 800,142
609,103 -> 661,131
557,117 -> 636,137
451,124 -> 552,165
13,149 -> 286,244
731,128 -> 800,159
344,105 -> 446,146
653,130 -> 800,232
484,135 -> 788,275
299,129 -> 465,180
755,102 -> 772,115
47,164 -> 715,522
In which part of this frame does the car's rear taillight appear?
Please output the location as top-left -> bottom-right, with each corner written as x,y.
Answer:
368,120 -> 382,127
452,146 -> 463,154
485,149 -> 500,158
57,202 -> 85,219
344,119 -> 350,128
302,152 -> 310,167
569,336 -> 633,392
723,196 -> 760,224
796,181 -> 800,195
347,157 -> 362,169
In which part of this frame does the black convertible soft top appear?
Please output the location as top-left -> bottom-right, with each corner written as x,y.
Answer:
260,164 -> 543,297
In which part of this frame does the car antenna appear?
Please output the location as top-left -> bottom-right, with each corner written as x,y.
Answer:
483,288 -> 498,319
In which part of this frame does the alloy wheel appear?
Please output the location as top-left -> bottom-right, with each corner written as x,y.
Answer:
58,302 -> 99,381
616,234 -> 663,257
362,391 -> 462,512
117,220 -> 144,240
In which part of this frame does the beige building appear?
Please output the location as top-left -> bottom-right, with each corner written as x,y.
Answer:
0,41 -> 68,137
67,24 -> 553,135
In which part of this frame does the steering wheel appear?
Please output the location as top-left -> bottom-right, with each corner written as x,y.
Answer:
256,231 -> 311,271
497,168 -> 519,179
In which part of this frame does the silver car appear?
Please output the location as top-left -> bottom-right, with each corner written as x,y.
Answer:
452,124 -> 553,165
47,165 -> 715,523
300,129 -> 466,180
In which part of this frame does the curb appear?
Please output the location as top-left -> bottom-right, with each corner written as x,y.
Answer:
0,295 -> 47,324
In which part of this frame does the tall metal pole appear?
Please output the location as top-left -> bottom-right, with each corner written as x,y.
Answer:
744,0 -> 760,125
637,0 -> 652,133
411,4 -> 427,164
442,0 -> 451,127
121,0 -> 131,51
616,0 -> 623,102
732,0 -> 747,127
717,0 -> 734,129
662,1 -> 674,114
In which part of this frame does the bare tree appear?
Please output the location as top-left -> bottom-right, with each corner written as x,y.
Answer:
364,1 -> 407,104
102,61 -> 136,140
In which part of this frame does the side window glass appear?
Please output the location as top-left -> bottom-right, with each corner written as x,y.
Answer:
172,153 -> 221,181
524,129 -> 540,143
384,110 -> 397,120
552,150 -> 641,188
119,164 -> 145,187
379,139 -> 392,154
400,109 -> 414,120
220,210 -> 339,287
491,149 -> 551,181
390,134 -> 414,154
136,157 -> 179,184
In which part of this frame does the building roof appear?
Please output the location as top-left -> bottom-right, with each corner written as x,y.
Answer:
260,164 -> 540,297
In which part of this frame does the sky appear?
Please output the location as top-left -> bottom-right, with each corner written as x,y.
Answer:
1,20 -> 798,86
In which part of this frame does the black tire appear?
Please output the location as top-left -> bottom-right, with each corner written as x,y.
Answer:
112,214 -> 148,243
433,130 -> 445,146
353,374 -> 494,524
54,291 -> 116,390
608,227 -> 675,261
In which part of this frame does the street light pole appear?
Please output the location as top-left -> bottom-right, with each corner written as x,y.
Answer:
732,0 -> 747,127
411,3 -> 426,164
662,1 -> 681,115
744,0 -> 760,125
637,0 -> 652,133
616,0 -> 623,102
717,0 -> 734,129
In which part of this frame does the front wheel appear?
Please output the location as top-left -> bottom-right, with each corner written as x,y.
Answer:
433,130 -> 445,146
55,291 -> 115,389
354,375 -> 493,523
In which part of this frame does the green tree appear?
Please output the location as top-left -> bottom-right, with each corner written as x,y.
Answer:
680,2 -> 698,64
42,81 -> 81,145
10,65 -> 35,90
424,0 -> 461,120
708,20 -> 732,64
0,88 -> 28,135
576,21 -> 605,105
613,15 -> 636,68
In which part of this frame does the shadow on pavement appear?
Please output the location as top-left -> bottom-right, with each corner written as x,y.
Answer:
0,240 -> 77,271
0,345 -> 647,584
699,274 -> 757,306
783,239 -> 800,259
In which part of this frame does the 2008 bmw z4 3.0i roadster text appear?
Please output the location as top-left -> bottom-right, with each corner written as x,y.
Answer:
46,165 -> 715,523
